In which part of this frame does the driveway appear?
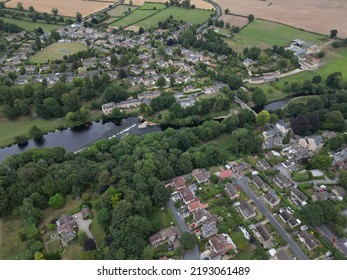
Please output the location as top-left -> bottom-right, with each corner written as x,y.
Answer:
234,177 -> 308,260
275,164 -> 338,186
167,199 -> 200,260
73,212 -> 95,241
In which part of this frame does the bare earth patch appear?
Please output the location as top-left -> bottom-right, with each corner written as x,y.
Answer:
7,0 -> 110,17
124,0 -> 214,10
216,0 -> 347,38
220,14 -> 248,28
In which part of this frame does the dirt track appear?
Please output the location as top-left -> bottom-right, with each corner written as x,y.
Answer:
215,0 -> 347,38
7,0 -> 110,17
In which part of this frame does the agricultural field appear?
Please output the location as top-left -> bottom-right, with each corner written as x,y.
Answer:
0,17 -> 59,32
6,0 -> 110,17
134,6 -> 212,27
137,2 -> 167,10
224,19 -> 326,52
215,0 -> 347,38
107,4 -> 133,17
110,9 -> 159,28
219,14 -> 249,29
30,42 -> 88,63
124,0 -> 214,10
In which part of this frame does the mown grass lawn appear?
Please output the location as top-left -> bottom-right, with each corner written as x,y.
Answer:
149,207 -> 174,229
138,2 -> 166,10
134,7 -> 212,27
0,17 -> 60,32
30,42 -> 88,63
225,19 -> 326,52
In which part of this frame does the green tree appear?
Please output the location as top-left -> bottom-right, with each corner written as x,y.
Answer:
50,30 -> 61,41
29,125 -> 43,140
339,170 -> 347,189
328,135 -> 344,151
51,7 -> 59,16
308,154 -> 333,170
323,111 -> 345,131
252,88 -> 267,106
97,208 -> 111,230
156,76 -> 166,87
141,246 -> 154,259
179,232 -> 195,251
76,12 -> 82,23
248,14 -> 255,22
48,193 -> 65,209
256,110 -> 270,126
0,187 -> 9,217
330,29 -> 338,38
230,128 -> 263,155
17,2 -> 24,10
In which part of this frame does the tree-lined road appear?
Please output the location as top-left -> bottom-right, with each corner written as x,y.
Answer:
234,177 -> 308,260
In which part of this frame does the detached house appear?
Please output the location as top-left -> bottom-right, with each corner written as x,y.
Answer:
256,159 -> 270,170
273,174 -> 293,189
252,175 -> 267,191
193,208 -> 210,224
218,169 -> 232,180
298,136 -> 324,152
149,226 -> 181,247
297,231 -> 319,251
238,202 -> 256,220
56,214 -> 77,242
172,176 -> 186,191
224,183 -> 240,200
201,220 -> 218,238
209,234 -> 235,259
263,191 -> 280,208
192,168 -> 210,184
289,187 -> 308,206
180,187 -> 195,204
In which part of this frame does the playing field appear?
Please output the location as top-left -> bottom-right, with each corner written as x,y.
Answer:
216,0 -> 347,38
134,7 -> 212,27
0,17 -> 59,32
224,19 -> 326,52
30,42 -> 88,63
7,0 -> 110,17
124,0 -> 214,10
110,9 -> 159,27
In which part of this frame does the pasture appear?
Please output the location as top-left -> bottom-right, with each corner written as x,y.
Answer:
0,17 -> 59,32
138,2 -> 167,10
6,0 -> 110,17
30,42 -> 88,63
124,0 -> 214,10
110,9 -> 159,27
224,19 -> 326,52
134,6 -> 212,27
107,4 -> 133,18
215,0 -> 347,38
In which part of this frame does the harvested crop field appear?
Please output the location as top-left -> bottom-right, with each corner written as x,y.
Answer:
219,14 -> 248,28
107,4 -> 134,17
216,0 -> 347,38
123,0 -> 214,10
7,0 -> 110,17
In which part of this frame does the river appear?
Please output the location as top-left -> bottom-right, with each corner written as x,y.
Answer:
0,117 -> 161,163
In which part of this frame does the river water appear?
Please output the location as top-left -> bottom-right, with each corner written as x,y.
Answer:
0,117 -> 161,163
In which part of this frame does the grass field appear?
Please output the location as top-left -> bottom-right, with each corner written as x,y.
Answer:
138,2 -> 166,10
134,7 -> 212,27
61,243 -> 83,260
149,207 -> 173,229
225,19 -> 326,52
30,42 -> 88,63
107,4 -> 133,17
90,210 -> 106,246
111,9 -> 158,27
0,17 -> 59,32
0,215 -> 27,259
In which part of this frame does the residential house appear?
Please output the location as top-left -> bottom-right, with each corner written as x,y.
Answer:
224,183 -> 240,200
279,209 -> 300,228
172,176 -> 186,191
187,199 -> 209,213
209,234 -> 235,259
193,208 -> 210,224
256,159 -> 270,170
238,202 -> 256,220
180,187 -> 195,204
263,191 -> 280,208
298,136 -> 324,152
275,120 -> 291,135
336,238 -> 347,258
252,175 -> 267,191
231,162 -> 250,174
201,220 -> 218,238
311,191 -> 329,202
192,168 -> 210,184
149,226 -> 181,247
116,99 -> 142,110
56,214 -> 77,242
138,91 -> 161,100
273,174 -> 293,189
316,224 -> 347,257
218,169 -> 232,180
332,186 -> 346,200
297,231 -> 319,251
289,187 -> 308,206
101,102 -> 116,115
272,246 -> 294,260
254,223 -> 273,248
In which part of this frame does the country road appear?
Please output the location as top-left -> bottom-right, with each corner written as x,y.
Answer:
167,199 -> 200,260
234,177 -> 308,260
197,0 -> 222,33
